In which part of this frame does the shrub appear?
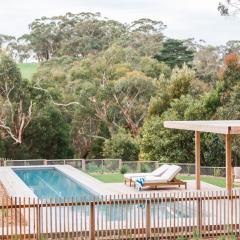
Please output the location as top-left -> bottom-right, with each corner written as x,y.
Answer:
140,163 -> 151,173
213,168 -> 221,177
103,128 -> 140,161
120,165 -> 129,174
87,162 -> 99,173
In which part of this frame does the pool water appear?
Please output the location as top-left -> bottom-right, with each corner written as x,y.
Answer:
14,168 -> 94,199
13,168 -> 197,222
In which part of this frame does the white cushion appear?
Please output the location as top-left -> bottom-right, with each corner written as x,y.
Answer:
159,165 -> 181,182
124,172 -> 151,179
141,176 -> 168,183
234,167 -> 240,179
124,164 -> 169,179
140,165 -> 182,183
152,164 -> 169,177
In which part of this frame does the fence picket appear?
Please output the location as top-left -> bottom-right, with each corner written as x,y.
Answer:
1,191 -> 240,239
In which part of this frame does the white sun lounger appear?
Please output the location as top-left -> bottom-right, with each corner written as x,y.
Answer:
124,164 -> 169,186
234,167 -> 240,183
133,165 -> 186,189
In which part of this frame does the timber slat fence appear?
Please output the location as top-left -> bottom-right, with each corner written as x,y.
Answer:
1,190 -> 240,239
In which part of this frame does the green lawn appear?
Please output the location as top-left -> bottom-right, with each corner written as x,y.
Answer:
18,63 -> 38,80
90,173 -> 227,188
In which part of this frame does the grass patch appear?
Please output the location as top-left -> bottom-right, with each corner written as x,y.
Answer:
91,173 -> 227,188
18,63 -> 38,80
90,173 -> 124,183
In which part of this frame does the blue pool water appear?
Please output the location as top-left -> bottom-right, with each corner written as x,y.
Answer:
14,168 -> 94,199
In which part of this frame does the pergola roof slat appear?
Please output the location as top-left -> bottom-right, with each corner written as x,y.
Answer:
164,120 -> 240,134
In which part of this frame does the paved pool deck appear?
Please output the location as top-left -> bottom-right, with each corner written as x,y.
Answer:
106,180 -> 223,196
0,164 -> 224,199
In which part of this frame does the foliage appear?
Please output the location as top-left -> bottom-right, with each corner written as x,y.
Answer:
120,165 -> 129,174
2,11 -> 240,165
18,63 -> 38,80
23,105 -> 74,159
155,39 -> 194,68
103,129 -> 139,161
218,0 -> 240,15
140,163 -> 151,173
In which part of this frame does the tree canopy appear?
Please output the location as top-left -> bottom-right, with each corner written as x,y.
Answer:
0,12 -> 240,166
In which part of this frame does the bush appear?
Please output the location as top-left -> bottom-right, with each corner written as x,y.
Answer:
87,162 -> 100,173
120,165 -> 129,174
103,128 -> 140,161
140,163 -> 151,173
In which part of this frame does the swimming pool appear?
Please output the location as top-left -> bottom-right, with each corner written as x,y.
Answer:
14,168 -> 94,199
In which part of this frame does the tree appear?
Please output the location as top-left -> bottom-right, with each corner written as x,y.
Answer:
155,39 -> 194,68
103,128 -> 139,161
218,0 -> 240,15
113,71 -> 155,135
23,105 -> 74,159
149,64 -> 196,115
21,12 -> 127,61
193,45 -> 221,86
0,52 -> 33,144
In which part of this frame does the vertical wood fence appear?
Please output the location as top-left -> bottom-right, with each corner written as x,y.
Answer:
1,190 -> 240,239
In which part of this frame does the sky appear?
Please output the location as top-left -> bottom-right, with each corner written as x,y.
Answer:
0,0 -> 239,46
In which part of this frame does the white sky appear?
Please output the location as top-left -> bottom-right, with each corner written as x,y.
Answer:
0,0 -> 239,46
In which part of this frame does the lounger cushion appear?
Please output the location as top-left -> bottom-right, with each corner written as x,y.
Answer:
135,165 -> 182,184
159,165 -> 181,182
124,164 -> 169,179
152,164 -> 169,177
234,167 -> 240,180
124,172 -> 151,179
139,176 -> 169,183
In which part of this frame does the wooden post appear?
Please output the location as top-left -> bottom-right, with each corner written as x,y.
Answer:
146,199 -> 151,239
82,159 -> 86,171
197,197 -> 202,235
89,202 -> 95,240
195,131 -> 201,190
137,162 -> 141,172
225,134 -> 232,193
119,159 -> 122,170
155,161 -> 159,169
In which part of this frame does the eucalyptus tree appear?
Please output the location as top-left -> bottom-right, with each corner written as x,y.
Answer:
0,53 -> 34,144
218,0 -> 240,15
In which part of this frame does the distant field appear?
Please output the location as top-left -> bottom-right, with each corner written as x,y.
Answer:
18,63 -> 38,80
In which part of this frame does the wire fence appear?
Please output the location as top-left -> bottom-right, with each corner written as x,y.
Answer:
0,158 -> 227,177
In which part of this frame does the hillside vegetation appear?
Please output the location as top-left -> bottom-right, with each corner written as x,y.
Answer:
0,12 -> 240,165
18,63 -> 38,80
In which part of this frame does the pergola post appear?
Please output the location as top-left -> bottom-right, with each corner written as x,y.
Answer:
225,134 -> 232,193
195,131 -> 201,190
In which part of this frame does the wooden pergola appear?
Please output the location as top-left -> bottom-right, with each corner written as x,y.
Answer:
164,120 -> 240,192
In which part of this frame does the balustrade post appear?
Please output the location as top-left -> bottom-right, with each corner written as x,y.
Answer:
137,162 -> 141,172
36,202 -> 41,240
89,202 -> 95,240
82,159 -> 86,171
119,159 -> 122,170
197,196 -> 202,236
146,199 -> 151,239
101,159 -> 104,174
